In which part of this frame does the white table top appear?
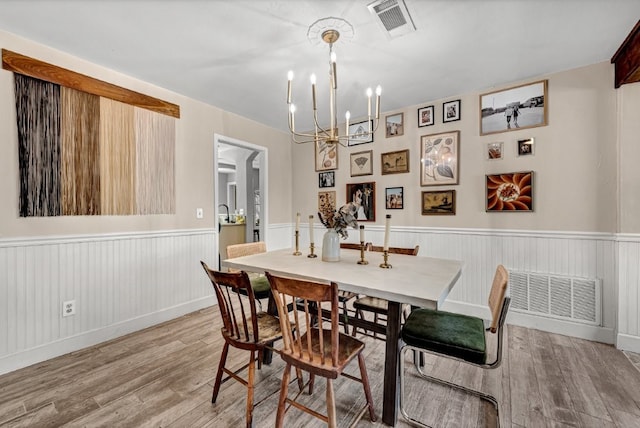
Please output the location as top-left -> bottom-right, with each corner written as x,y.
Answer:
221,248 -> 463,309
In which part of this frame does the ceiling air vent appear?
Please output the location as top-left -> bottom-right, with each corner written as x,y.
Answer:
367,0 -> 416,39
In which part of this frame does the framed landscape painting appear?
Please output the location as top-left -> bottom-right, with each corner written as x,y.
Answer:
480,80 -> 548,135
422,190 -> 456,215
381,149 -> 409,175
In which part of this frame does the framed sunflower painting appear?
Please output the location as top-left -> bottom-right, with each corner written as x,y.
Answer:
486,171 -> 533,212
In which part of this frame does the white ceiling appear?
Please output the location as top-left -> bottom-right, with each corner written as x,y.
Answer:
1,1 -> 638,133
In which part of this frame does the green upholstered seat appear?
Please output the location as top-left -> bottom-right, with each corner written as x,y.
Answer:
235,274 -> 271,300
401,308 -> 487,365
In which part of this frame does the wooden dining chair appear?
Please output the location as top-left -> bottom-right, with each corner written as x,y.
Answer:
226,241 -> 271,309
398,264 -> 510,427
265,272 -> 377,428
351,245 -> 420,339
201,261 -> 300,428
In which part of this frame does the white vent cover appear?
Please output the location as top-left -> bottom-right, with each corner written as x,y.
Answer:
367,0 -> 416,39
509,270 -> 601,325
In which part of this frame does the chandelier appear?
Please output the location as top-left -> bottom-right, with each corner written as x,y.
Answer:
286,17 -> 381,147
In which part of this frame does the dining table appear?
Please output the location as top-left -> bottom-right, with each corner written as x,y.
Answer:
221,247 -> 463,426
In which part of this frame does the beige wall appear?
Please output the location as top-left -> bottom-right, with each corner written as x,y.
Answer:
618,81 -> 640,233
293,62 -> 617,233
0,30 -> 291,238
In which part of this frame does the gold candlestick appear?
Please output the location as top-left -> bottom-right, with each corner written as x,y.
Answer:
357,241 -> 368,265
293,230 -> 302,256
308,242 -> 318,258
379,250 -> 392,268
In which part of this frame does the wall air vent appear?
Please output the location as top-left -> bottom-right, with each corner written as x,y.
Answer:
367,0 -> 416,39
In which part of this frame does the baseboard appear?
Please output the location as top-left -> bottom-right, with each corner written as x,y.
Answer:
441,299 -> 615,345
0,296 -> 215,376
617,333 -> 640,353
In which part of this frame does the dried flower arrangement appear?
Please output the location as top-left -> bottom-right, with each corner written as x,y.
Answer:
318,202 -> 359,239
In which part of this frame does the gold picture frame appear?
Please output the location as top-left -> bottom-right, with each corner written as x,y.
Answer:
315,141 -> 338,171
381,149 -> 409,175
420,130 -> 459,186
422,190 -> 456,215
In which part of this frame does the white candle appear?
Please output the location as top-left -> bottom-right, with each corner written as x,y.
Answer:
309,215 -> 314,244
359,225 -> 365,243
383,214 -> 391,251
295,212 -> 300,232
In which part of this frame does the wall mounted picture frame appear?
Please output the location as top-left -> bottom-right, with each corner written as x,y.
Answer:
318,171 -> 335,188
420,130 -> 460,186
348,119 -> 374,146
487,142 -> 504,160
517,138 -> 535,156
480,80 -> 548,136
385,112 -> 404,137
315,140 -> 338,171
486,171 -> 533,212
318,190 -> 336,217
381,149 -> 410,175
422,190 -> 456,215
385,187 -> 404,209
418,105 -> 434,127
350,150 -> 373,177
346,182 -> 375,221
443,99 -> 461,122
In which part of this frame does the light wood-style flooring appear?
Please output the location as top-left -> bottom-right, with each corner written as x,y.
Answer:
1,306 -> 640,427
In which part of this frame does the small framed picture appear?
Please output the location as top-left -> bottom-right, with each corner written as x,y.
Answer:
381,149 -> 410,175
318,171 -> 335,188
385,113 -> 404,137
348,120 -> 374,146
486,171 -> 533,212
346,182 -> 376,221
517,138 -> 535,156
487,142 -> 504,160
318,190 -> 337,217
315,140 -> 338,171
443,100 -> 461,122
418,106 -> 434,127
385,187 -> 404,209
350,150 -> 373,177
422,190 -> 456,215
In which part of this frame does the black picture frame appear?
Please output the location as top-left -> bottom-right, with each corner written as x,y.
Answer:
318,171 -> 335,188
348,120 -> 374,146
443,99 -> 461,123
385,187 -> 404,209
418,105 -> 434,127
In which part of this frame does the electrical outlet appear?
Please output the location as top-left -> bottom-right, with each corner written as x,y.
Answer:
63,300 -> 76,317
196,208 -> 204,219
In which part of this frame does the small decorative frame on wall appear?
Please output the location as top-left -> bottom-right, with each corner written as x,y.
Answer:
486,171 -> 533,212
422,190 -> 456,215
318,190 -> 337,216
346,182 -> 375,221
350,150 -> 373,177
480,80 -> 548,136
487,142 -> 504,160
315,140 -> 338,171
443,99 -> 461,122
517,138 -> 535,156
385,113 -> 404,137
318,171 -> 335,188
418,105 -> 434,127
420,130 -> 460,186
348,120 -> 374,146
381,149 -> 409,175
385,187 -> 404,209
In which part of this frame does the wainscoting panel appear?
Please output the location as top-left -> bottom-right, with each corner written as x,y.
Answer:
617,235 -> 640,353
0,229 -> 217,375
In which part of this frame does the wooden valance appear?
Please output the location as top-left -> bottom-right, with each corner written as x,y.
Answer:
611,20 -> 640,88
2,49 -> 180,118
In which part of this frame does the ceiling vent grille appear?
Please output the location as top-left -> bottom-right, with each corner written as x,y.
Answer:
368,0 -> 416,39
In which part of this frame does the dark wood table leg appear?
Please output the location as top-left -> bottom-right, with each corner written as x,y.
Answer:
262,292 -> 276,364
382,301 -> 401,426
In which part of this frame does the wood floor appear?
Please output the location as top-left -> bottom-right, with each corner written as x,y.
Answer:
1,306 -> 640,427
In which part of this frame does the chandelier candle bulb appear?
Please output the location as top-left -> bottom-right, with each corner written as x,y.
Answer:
375,85 -> 382,119
331,52 -> 337,89
287,70 -> 293,104
345,111 -> 350,136
310,74 -> 317,110
383,214 -> 391,251
309,215 -> 314,244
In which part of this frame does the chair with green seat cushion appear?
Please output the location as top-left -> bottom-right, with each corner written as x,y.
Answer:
398,264 -> 510,427
226,242 -> 271,305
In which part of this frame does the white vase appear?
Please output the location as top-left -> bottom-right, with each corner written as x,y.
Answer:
322,229 -> 340,262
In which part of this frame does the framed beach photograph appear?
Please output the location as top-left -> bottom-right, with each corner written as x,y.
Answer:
443,99 -> 461,122
350,150 -> 373,177
318,171 -> 335,188
385,187 -> 404,209
420,130 -> 460,186
418,105 -> 434,127
315,140 -> 338,171
381,149 -> 409,175
422,190 -> 456,215
517,138 -> 535,156
318,190 -> 337,217
487,142 -> 504,160
346,182 -> 375,221
486,171 -> 534,212
385,113 -> 404,137
480,80 -> 548,136
348,119 -> 374,146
